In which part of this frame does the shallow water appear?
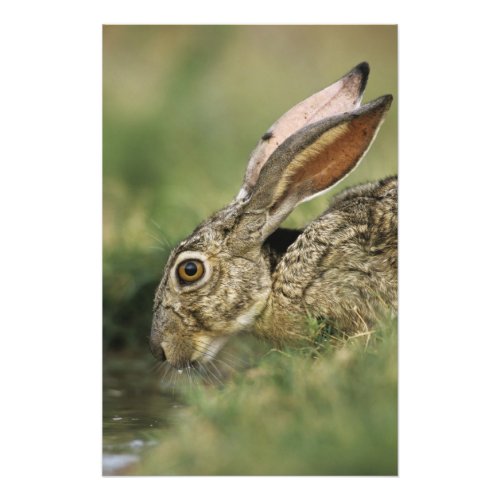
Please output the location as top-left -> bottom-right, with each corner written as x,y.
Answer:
102,352 -> 181,475
102,336 -> 266,475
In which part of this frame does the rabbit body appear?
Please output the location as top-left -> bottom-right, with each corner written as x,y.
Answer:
150,63 -> 397,367
257,175 -> 397,344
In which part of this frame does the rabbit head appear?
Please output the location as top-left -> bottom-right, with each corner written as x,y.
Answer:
150,63 -> 392,368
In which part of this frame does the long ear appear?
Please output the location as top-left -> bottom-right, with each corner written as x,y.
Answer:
237,62 -> 370,200
242,94 -> 393,241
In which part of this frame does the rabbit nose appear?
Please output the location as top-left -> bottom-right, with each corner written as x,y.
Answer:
149,336 -> 166,361
160,342 -> 169,362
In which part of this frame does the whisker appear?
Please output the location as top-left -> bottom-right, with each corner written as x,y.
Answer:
208,359 -> 224,381
171,370 -> 179,394
190,365 -> 201,387
150,219 -> 173,249
195,339 -> 249,368
198,362 -> 222,386
190,344 -> 226,368
161,363 -> 173,386
190,345 -> 236,373
147,231 -> 169,250
195,338 -> 242,360
149,360 -> 163,374
191,361 -> 209,384
187,365 -> 196,390
203,362 -> 224,386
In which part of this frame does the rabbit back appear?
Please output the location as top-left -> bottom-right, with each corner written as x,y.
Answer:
256,176 -> 397,342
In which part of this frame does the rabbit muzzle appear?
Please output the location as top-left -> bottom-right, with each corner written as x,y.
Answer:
150,309 -> 229,369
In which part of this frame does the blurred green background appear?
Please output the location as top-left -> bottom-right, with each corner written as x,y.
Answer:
103,25 -> 397,351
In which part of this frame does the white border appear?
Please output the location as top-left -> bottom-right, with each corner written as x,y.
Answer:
2,2 -> 500,499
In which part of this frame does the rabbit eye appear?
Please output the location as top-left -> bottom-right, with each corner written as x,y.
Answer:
177,259 -> 205,283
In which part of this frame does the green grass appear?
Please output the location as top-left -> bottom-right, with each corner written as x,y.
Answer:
137,317 -> 397,476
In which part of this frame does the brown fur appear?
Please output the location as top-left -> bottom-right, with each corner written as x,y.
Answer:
256,176 -> 397,344
150,63 -> 397,368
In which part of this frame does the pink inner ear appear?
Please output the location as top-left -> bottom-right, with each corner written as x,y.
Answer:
271,97 -> 391,210
238,64 -> 368,199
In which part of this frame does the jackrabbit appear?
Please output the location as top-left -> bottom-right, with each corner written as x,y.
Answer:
150,62 -> 397,368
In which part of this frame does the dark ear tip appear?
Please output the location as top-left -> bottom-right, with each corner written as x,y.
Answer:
381,94 -> 394,107
372,94 -> 393,110
355,61 -> 370,79
355,94 -> 394,117
350,62 -> 369,94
